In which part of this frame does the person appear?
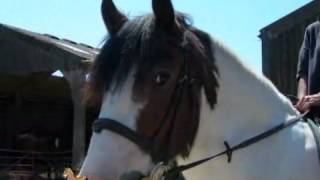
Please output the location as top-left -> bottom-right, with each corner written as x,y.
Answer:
296,19 -> 320,124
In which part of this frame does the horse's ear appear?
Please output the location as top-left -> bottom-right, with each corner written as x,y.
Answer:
152,0 -> 176,30
101,0 -> 128,35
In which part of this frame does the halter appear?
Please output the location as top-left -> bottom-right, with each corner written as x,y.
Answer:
92,34 -> 191,179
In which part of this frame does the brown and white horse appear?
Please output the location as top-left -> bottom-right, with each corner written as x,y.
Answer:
79,0 -> 320,179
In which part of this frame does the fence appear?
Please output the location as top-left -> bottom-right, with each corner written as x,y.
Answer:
0,149 -> 72,179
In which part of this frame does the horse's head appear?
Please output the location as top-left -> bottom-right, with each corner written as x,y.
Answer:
80,0 -> 218,179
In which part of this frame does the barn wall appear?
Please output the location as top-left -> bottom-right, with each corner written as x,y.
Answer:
0,24 -> 99,169
260,1 -> 320,95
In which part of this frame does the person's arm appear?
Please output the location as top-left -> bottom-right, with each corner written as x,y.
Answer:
296,27 -> 310,84
297,75 -> 307,99
296,75 -> 309,112
295,27 -> 310,112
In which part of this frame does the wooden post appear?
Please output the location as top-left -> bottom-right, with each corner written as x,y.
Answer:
63,69 -> 86,170
260,31 -> 272,79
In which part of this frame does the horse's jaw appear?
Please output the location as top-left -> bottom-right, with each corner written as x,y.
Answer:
79,130 -> 153,180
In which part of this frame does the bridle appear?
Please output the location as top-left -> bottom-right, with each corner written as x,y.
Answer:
92,33 -> 192,179
91,34 -> 307,180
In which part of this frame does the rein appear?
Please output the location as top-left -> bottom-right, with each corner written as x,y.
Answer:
166,113 -> 307,176
168,96 -> 309,175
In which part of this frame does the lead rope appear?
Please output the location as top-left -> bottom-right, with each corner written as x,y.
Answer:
147,111 -> 309,180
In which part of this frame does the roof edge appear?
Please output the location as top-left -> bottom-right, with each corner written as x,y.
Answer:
260,1 -> 320,35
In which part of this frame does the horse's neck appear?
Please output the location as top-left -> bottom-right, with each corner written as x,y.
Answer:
187,39 -> 299,160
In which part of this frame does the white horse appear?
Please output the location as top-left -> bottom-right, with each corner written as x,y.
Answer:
79,0 -> 320,179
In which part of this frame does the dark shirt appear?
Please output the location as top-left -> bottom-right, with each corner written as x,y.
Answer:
297,21 -> 320,116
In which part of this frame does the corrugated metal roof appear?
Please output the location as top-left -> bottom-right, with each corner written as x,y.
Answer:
1,23 -> 99,60
0,23 -> 100,74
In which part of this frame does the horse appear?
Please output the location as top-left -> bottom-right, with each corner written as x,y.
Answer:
79,0 -> 320,179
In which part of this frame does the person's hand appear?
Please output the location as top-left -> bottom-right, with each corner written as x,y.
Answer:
295,93 -> 320,112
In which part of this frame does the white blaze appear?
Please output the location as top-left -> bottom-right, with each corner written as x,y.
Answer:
79,71 -> 153,180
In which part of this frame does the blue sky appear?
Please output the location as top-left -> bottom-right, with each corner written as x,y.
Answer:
0,0 -> 312,72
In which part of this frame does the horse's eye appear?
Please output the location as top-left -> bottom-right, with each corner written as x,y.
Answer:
155,72 -> 170,86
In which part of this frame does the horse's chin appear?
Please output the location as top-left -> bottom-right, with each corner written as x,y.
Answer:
81,176 -> 103,180
79,165 -> 129,180
79,166 -> 122,180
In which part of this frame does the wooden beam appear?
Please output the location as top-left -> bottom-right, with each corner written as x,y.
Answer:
63,69 -> 86,170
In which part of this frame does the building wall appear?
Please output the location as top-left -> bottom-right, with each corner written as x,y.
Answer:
260,1 -> 320,95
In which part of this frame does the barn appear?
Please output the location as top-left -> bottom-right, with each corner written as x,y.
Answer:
0,23 -> 99,178
260,0 -> 320,95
